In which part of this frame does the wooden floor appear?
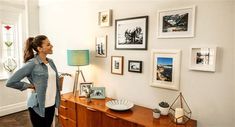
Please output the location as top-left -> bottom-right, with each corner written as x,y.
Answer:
0,110 -> 61,127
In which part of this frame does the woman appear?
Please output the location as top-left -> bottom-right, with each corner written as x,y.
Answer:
6,35 -> 60,127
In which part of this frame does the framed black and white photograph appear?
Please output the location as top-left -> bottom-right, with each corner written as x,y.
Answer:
115,16 -> 148,50
79,82 -> 93,97
157,6 -> 196,38
90,87 -> 105,99
189,46 -> 217,72
128,60 -> 142,73
95,35 -> 107,57
150,49 -> 181,90
98,9 -> 112,27
111,56 -> 124,75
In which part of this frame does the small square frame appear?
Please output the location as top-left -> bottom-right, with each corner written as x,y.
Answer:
128,60 -> 142,73
189,46 -> 217,72
157,5 -> 196,38
111,56 -> 124,75
79,82 -> 93,97
90,87 -> 105,99
95,35 -> 107,57
98,9 -> 112,27
150,49 -> 181,90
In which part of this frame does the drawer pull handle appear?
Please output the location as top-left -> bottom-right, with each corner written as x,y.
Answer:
106,114 -> 117,119
60,106 -> 68,110
87,107 -> 96,111
61,99 -> 67,102
60,116 -> 68,120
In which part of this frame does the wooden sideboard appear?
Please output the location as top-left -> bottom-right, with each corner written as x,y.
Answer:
59,92 -> 197,127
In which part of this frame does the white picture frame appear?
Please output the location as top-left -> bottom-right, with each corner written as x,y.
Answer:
95,35 -> 107,57
150,49 -> 181,90
98,9 -> 112,27
79,82 -> 93,97
157,5 -> 196,38
189,46 -> 217,72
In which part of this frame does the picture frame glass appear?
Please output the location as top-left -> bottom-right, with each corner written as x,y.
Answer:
79,82 -> 93,97
95,36 -> 107,57
111,56 -> 123,75
128,60 -> 142,73
90,87 -> 105,99
150,50 -> 181,90
157,6 -> 195,38
189,46 -> 217,72
115,16 -> 148,50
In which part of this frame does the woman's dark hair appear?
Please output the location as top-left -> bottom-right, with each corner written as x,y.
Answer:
23,35 -> 47,63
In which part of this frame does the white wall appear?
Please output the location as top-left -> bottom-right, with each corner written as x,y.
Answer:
38,0 -> 235,127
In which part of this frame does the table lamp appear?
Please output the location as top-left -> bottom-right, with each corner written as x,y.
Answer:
67,49 -> 90,96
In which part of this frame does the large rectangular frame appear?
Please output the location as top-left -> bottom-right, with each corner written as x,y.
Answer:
150,49 -> 181,90
157,6 -> 196,38
189,46 -> 217,72
115,16 -> 148,50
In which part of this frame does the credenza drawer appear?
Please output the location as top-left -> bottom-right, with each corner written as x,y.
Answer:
60,98 -> 76,109
59,105 -> 76,121
59,115 -> 76,127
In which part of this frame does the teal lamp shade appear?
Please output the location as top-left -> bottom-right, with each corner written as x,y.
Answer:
67,50 -> 90,66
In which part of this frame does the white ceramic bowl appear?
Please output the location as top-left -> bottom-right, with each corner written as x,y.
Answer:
106,99 -> 134,111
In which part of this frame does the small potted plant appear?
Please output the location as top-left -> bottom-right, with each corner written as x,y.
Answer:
152,108 -> 161,119
158,101 -> 170,115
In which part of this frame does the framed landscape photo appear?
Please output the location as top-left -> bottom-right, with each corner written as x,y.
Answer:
128,60 -> 142,73
157,6 -> 196,38
98,9 -> 112,27
115,16 -> 148,50
79,82 -> 93,97
95,35 -> 107,57
189,46 -> 217,72
150,49 -> 181,90
111,56 -> 124,75
90,87 -> 105,99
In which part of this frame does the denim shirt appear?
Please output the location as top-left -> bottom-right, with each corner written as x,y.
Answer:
6,55 -> 61,117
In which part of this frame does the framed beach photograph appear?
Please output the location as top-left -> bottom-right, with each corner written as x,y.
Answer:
157,6 -> 196,38
90,87 -> 105,99
128,60 -> 142,73
189,46 -> 217,72
95,35 -> 107,57
98,9 -> 112,27
111,56 -> 124,75
115,16 -> 148,50
79,82 -> 93,97
150,49 -> 181,90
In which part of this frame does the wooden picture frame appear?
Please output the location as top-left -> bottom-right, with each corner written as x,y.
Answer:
115,16 -> 148,50
150,49 -> 181,90
95,35 -> 107,57
111,56 -> 124,75
189,46 -> 217,72
157,6 -> 196,38
128,60 -> 142,73
98,9 -> 112,27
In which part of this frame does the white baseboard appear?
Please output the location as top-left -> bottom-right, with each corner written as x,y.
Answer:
0,101 -> 27,117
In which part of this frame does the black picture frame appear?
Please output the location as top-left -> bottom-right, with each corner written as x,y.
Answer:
115,16 -> 148,50
128,60 -> 142,73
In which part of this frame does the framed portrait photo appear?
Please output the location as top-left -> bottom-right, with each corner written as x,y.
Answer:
90,87 -> 105,99
128,60 -> 142,73
95,35 -> 107,57
98,9 -> 112,27
189,46 -> 217,72
150,49 -> 181,90
111,56 -> 124,75
115,16 -> 148,50
157,5 -> 196,38
79,82 -> 93,97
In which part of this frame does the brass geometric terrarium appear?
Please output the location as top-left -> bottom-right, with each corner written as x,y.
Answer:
168,92 -> 192,124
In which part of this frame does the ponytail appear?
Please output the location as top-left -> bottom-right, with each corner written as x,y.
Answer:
23,37 -> 34,63
23,35 -> 48,63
